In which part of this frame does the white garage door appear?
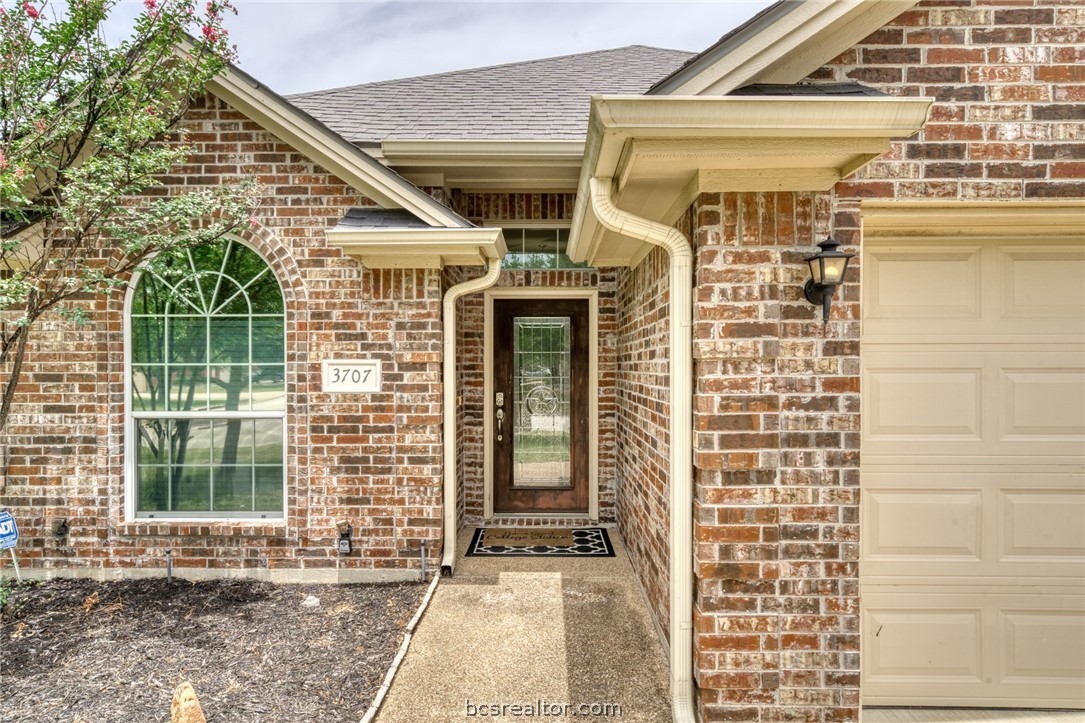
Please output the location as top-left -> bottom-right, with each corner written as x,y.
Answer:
860,202 -> 1085,708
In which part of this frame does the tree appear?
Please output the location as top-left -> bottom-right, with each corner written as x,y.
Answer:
0,0 -> 260,435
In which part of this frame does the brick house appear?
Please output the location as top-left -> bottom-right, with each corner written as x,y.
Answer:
3,0 -> 1083,720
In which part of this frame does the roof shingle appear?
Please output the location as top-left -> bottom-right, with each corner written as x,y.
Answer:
288,45 -> 694,144
334,207 -> 432,230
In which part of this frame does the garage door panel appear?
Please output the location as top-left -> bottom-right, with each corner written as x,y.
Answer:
1000,245 -> 1085,320
867,368 -> 981,440
863,591 -> 1085,707
864,237 -> 1085,338
1002,610 -> 1085,683
864,350 -> 1085,458
863,470 -> 1084,579
1001,368 -> 1085,439
864,606 -> 983,683
866,489 -> 981,560
1001,489 -> 1085,559
866,245 -> 982,321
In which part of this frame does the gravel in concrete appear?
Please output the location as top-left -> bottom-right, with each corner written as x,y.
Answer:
376,529 -> 671,722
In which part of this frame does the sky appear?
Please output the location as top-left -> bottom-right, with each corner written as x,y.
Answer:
101,1 -> 775,95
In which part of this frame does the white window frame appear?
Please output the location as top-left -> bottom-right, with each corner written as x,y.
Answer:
123,238 -> 287,522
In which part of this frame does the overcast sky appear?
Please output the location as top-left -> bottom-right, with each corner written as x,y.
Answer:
102,1 -> 774,95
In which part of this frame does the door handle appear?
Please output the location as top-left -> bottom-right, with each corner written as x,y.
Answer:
495,408 -> 505,442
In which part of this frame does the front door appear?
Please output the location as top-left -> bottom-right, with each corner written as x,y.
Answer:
493,298 -> 589,514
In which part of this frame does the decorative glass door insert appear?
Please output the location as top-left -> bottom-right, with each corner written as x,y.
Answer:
512,317 -> 572,488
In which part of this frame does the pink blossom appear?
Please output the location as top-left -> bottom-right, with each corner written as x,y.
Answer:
248,218 -> 259,230
14,167 -> 25,180
144,0 -> 156,10
23,3 -> 39,19
201,24 -> 218,42
0,151 -> 7,171
34,118 -> 46,132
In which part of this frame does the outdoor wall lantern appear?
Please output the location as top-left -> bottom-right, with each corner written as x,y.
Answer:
803,237 -> 854,322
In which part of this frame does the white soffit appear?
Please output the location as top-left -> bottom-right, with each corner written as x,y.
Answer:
324,227 -> 507,269
378,140 -> 585,191
202,63 -> 469,229
650,0 -> 920,96
567,94 -> 932,267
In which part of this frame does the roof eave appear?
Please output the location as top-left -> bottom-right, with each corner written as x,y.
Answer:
188,43 -> 470,229
567,94 -> 933,267
649,0 -> 920,96
378,139 -> 587,192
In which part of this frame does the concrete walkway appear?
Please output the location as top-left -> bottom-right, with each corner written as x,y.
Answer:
376,528 -> 671,722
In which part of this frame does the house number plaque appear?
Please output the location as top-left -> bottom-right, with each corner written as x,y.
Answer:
322,359 -> 382,393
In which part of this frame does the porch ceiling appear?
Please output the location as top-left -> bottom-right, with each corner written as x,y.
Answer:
567,94 -> 933,268
373,140 -> 585,192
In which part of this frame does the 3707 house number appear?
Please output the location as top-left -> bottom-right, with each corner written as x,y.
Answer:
322,360 -> 382,393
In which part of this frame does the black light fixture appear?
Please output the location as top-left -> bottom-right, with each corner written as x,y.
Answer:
803,237 -> 854,322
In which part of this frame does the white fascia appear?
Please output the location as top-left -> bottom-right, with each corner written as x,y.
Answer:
650,0 -> 919,96
324,227 -> 507,269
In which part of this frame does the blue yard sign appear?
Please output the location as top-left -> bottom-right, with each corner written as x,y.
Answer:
0,511 -> 21,581
0,511 -> 17,550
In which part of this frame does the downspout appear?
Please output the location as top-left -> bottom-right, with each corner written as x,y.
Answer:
441,258 -> 502,575
589,177 -> 695,723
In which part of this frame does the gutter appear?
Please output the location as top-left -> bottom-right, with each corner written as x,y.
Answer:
441,258 -> 503,575
588,177 -> 695,723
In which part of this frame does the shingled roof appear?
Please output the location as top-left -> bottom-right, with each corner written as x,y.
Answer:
288,45 -> 694,144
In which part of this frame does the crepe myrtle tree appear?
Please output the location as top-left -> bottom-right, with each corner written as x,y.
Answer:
0,0 -> 260,435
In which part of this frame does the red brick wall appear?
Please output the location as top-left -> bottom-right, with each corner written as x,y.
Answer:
2,93 -> 444,576
814,0 -> 1085,202
614,239 -> 678,644
690,192 -> 856,722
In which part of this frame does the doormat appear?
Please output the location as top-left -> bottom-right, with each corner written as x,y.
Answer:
465,527 -> 614,557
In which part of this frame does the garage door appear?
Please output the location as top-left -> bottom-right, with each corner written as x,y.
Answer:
859,202 -> 1085,708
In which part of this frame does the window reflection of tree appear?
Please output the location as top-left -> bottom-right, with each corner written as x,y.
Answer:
130,240 -> 284,514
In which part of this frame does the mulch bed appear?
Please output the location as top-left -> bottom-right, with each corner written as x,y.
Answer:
0,576 -> 427,723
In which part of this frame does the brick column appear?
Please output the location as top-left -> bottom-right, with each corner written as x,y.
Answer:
691,191 -> 861,721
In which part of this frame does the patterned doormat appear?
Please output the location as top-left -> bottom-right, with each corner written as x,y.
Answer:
465,527 -> 615,557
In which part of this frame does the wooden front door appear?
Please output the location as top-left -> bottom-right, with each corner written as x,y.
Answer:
493,298 -> 589,514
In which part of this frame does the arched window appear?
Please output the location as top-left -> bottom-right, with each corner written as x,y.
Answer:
127,239 -> 285,519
